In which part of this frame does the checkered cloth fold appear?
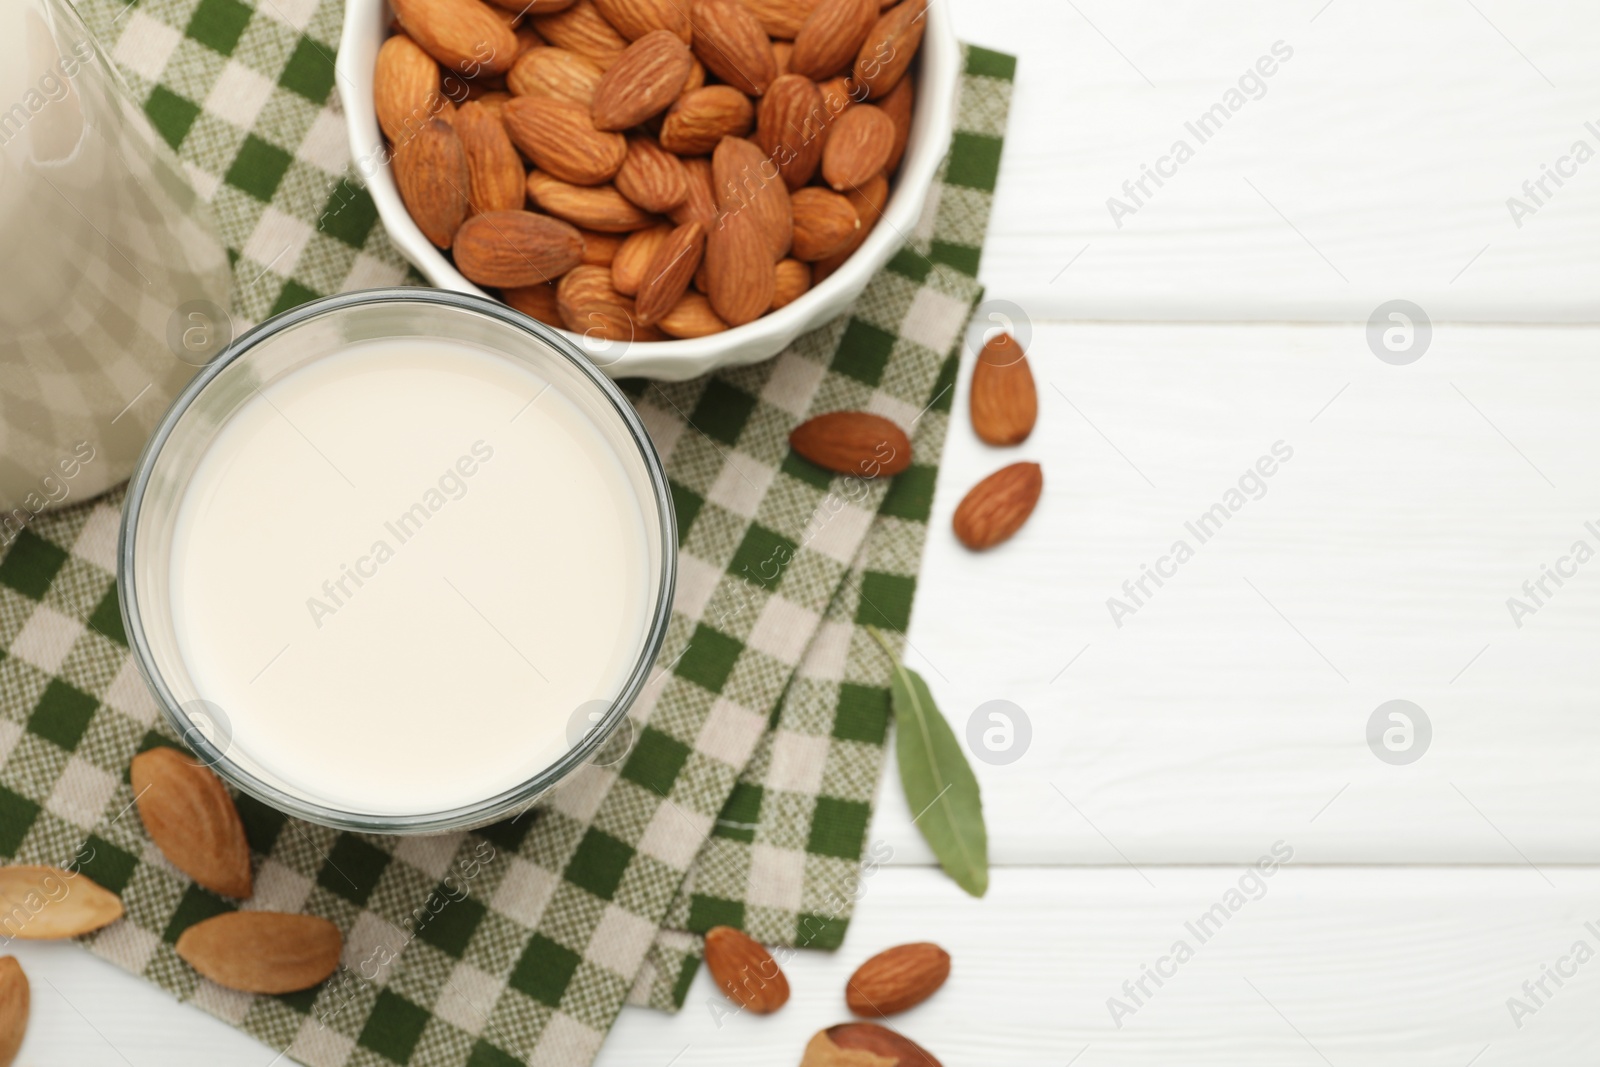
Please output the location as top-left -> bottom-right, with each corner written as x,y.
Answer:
0,1 -> 1014,1062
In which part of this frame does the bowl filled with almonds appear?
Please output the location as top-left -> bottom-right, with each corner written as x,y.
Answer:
337,0 -> 959,380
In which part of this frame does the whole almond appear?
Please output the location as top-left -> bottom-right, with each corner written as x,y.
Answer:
660,86 -> 754,155
532,0 -> 628,67
453,209 -> 585,286
953,462 -> 1042,550
592,30 -> 694,130
616,134 -> 690,212
853,0 -> 925,98
790,0 -> 877,79
558,264 -> 665,340
580,229 -> 625,265
771,257 -> 810,308
175,912 -> 341,995
0,867 -> 123,939
507,47 -> 604,104
690,0 -> 778,95
757,74 -> 827,189
705,208 -> 775,325
669,156 -> 718,226
740,0 -> 820,38
877,74 -> 913,173
527,177 -> 657,231
503,281 -> 565,327
454,100 -> 526,213
130,747 -> 252,899
822,103 -> 893,190
594,0 -> 691,41
394,117 -> 470,247
790,186 -> 858,260
612,224 -> 673,294
0,957 -> 24,1067
703,925 -> 789,1013
790,411 -> 911,476
713,136 -> 791,259
636,221 -> 706,324
376,34 -> 452,143
503,96 -> 627,184
812,171 -> 885,280
845,942 -> 950,1016
969,332 -> 1037,446
825,1023 -> 942,1067
657,291 -> 728,336
391,0 -> 519,75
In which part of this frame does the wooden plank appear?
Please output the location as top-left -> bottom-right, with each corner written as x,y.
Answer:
881,322 -> 1600,864
950,0 -> 1600,321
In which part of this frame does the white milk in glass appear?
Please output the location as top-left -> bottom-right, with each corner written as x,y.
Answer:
0,0 -> 229,529
167,339 -> 653,816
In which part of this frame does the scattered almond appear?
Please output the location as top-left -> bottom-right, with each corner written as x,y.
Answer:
130,747 -> 252,899
952,462 -> 1042,550
0,957 -> 25,1067
822,1022 -> 942,1067
591,29 -> 694,130
969,331 -> 1037,446
393,117 -> 470,248
175,912 -> 342,994
453,209 -> 586,286
790,411 -> 911,477
703,925 -> 790,1013
845,942 -> 950,1017
0,866 -> 123,939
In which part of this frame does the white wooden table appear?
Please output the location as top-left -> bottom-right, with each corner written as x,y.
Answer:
15,0 -> 1600,1063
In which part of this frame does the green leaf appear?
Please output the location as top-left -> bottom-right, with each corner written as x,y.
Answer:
868,627 -> 989,897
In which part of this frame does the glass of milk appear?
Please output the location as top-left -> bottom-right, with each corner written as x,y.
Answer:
0,0 -> 231,529
117,290 -> 677,833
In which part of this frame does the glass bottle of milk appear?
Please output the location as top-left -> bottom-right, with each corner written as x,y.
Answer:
0,0 -> 231,532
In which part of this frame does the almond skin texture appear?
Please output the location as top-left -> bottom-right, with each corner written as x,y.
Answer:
790,186 -> 858,260
0,867 -> 123,939
454,100 -> 526,213
669,155 -> 719,226
704,208 -> 775,325
616,134 -> 690,212
771,257 -> 810,308
527,177 -> 657,231
502,281 -> 565,327
0,957 -> 25,1067
594,0 -> 692,41
713,135 -> 792,259
502,96 -> 627,184
452,210 -> 585,286
853,0 -> 925,98
175,912 -> 341,995
845,942 -> 951,1017
740,0 -> 820,38
826,1023 -> 943,1067
822,103 -> 893,190
131,747 -> 252,899
660,86 -> 755,155
657,291 -> 728,336
790,0 -> 877,79
703,926 -> 790,1013
790,411 -> 911,477
611,224 -> 673,294
579,229 -> 624,264
636,221 -> 706,324
507,47 -> 604,104
394,117 -> 470,247
690,0 -> 779,95
969,331 -> 1038,446
532,0 -> 628,67
877,74 -> 913,173
376,34 -> 452,143
953,462 -> 1042,550
558,264 -> 666,341
592,30 -> 694,130
812,171 -> 885,280
391,0 -> 519,75
757,74 -> 827,189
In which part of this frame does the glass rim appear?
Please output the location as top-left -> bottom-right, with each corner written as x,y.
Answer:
116,287 -> 678,834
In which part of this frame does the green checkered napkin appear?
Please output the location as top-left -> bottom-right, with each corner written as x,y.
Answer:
0,0 -> 1014,1061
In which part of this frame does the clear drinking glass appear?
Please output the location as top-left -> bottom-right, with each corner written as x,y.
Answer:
118,289 -> 677,833
0,0 -> 231,528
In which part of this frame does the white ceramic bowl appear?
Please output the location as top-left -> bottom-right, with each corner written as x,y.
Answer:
336,1 -> 959,381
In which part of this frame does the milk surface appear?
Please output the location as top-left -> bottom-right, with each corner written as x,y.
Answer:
168,339 -> 651,815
